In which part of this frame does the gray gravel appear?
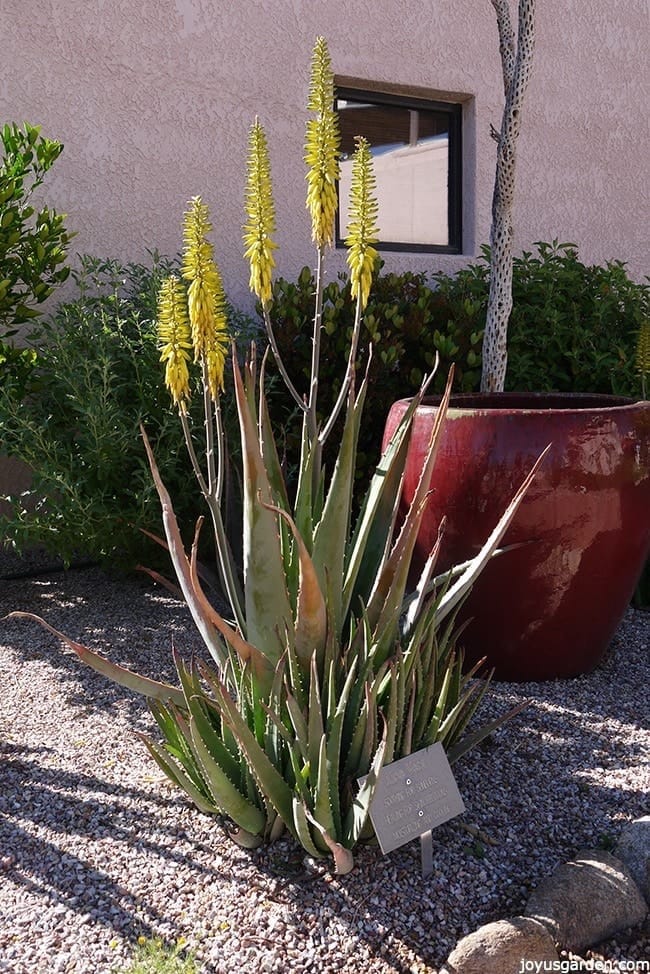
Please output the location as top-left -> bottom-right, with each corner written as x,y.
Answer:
0,565 -> 648,973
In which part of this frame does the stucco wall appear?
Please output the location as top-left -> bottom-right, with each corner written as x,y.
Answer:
3,0 -> 648,310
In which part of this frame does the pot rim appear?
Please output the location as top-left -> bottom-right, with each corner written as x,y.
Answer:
395,391 -> 649,416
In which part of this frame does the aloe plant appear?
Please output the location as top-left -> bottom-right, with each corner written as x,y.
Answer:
11,37 -> 544,872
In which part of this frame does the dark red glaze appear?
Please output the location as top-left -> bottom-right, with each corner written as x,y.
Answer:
383,393 -> 650,681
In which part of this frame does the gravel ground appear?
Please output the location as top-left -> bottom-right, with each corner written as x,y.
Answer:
0,565 -> 648,973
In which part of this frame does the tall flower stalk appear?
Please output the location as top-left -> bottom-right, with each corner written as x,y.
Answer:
304,36 -> 341,452
161,196 -> 244,634
318,134 -> 379,443
244,119 -> 301,411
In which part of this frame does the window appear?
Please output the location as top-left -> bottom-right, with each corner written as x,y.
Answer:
336,88 -> 462,253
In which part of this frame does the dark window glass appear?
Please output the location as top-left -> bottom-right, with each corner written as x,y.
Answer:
336,88 -> 462,253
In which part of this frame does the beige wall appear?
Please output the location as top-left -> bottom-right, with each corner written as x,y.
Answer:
3,0 -> 648,310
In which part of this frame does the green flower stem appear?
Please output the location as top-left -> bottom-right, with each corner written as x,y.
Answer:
307,245 -> 325,437
319,292 -> 363,446
261,302 -> 307,413
202,359 -> 217,496
179,396 -> 246,632
179,409 -> 209,497
213,396 -> 225,506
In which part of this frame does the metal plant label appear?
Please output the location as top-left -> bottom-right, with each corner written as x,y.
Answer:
365,743 -> 465,858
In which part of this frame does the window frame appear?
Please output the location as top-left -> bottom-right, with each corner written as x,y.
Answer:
335,86 -> 463,255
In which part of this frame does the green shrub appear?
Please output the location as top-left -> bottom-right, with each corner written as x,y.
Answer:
265,262 -> 483,489
265,242 -> 647,492
433,240 -> 647,396
504,241 -> 648,396
0,252 -> 259,568
0,122 -> 73,333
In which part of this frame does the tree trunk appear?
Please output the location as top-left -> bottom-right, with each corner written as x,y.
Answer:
481,0 -> 536,393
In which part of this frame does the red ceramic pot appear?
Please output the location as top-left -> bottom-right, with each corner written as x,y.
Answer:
383,393 -> 650,681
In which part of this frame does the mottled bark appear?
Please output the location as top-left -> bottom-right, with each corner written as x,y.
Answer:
481,0 -> 536,393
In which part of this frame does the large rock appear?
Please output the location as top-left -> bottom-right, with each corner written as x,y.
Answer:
615,816 -> 650,903
441,916 -> 558,974
525,849 -> 647,951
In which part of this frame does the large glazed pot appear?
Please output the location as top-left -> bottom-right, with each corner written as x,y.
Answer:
383,393 -> 650,681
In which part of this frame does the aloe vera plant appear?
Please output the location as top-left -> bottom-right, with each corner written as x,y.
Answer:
11,38 -> 544,872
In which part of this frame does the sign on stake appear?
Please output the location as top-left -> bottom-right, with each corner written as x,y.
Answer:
363,742 -> 465,877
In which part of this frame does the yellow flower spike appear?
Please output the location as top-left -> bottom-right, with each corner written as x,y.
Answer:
204,309 -> 229,400
345,135 -> 379,311
636,321 -> 650,376
305,36 -> 340,248
637,320 -> 650,398
243,119 -> 277,306
157,274 -> 192,411
182,196 -> 228,376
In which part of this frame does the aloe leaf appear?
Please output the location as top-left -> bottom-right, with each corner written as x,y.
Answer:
258,347 -> 290,511
400,674 -> 417,758
187,530 -> 273,690
324,659 -> 358,836
140,428 -> 230,670
365,369 -> 454,642
402,519 -> 445,636
292,798 -> 323,858
136,732 -> 217,815
262,501 -> 327,671
343,692 -> 368,780
188,714 -> 267,836
232,353 -> 293,664
261,699 -> 296,749
344,729 -> 387,848
285,691 -> 309,761
438,682 -> 485,752
149,700 -> 208,794
172,649 -> 203,700
139,526 -> 225,594
312,376 -> 366,640
304,807 -> 354,874
447,700 -> 529,765
264,653 -> 287,767
8,612 -> 186,706
294,413 -> 316,549
311,733 -> 337,852
424,653 -> 456,743
285,635 -> 308,711
358,683 -> 378,777
148,700 -> 208,795
410,625 -> 444,747
382,663 -> 401,765
210,671 -> 296,837
344,373 -> 434,619
436,657 -> 498,749
307,654 -> 324,791
436,444 -> 552,625
385,666 -> 407,763
242,345 -> 258,416
185,692 -> 243,788
342,614 -> 375,756
286,744 -> 310,802
230,828 -> 264,849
